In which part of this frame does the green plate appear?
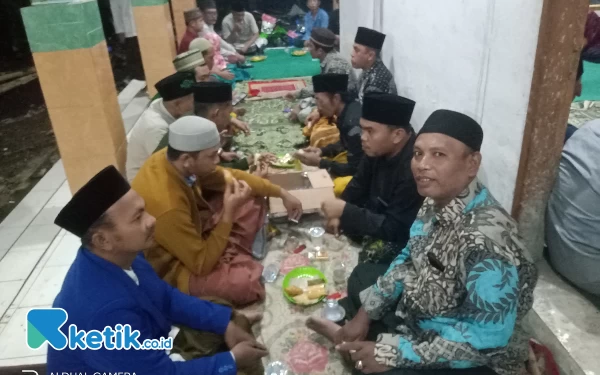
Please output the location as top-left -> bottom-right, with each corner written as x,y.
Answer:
270,154 -> 297,169
282,266 -> 327,305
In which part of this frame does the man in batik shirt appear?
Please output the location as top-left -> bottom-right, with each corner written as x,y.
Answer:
308,110 -> 537,375
348,27 -> 397,104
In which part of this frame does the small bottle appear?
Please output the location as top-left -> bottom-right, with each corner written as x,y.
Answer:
262,263 -> 279,283
265,361 -> 289,375
332,260 -> 347,286
321,299 -> 346,322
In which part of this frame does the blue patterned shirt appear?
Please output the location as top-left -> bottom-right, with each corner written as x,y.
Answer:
360,179 -> 537,375
303,9 -> 329,41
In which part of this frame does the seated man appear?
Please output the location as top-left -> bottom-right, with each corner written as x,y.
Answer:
547,119 -> 600,295
302,0 -> 329,46
155,82 -> 249,163
179,8 -> 204,54
348,27 -> 397,104
127,71 -> 195,182
295,74 -> 363,197
286,28 -> 353,104
308,110 -> 537,375
199,0 -> 245,64
189,37 -> 236,82
321,93 -> 423,264
48,165 -> 268,374
132,116 -> 302,306
222,1 -> 260,55
173,48 -> 211,83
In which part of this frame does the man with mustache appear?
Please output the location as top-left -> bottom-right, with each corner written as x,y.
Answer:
133,116 -> 302,305
321,93 -> 423,264
308,110 -> 537,375
48,166 -> 268,374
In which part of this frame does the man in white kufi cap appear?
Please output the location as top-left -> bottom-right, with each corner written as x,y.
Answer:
132,116 -> 302,305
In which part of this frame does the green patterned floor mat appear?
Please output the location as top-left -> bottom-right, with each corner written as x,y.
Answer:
234,98 -> 307,156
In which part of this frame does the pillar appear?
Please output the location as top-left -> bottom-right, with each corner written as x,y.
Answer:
132,0 -> 177,97
21,0 -> 126,194
170,0 -> 197,46
511,0 -> 588,261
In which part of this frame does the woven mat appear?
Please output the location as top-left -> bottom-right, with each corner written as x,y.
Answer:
241,216 -> 359,375
233,80 -> 310,157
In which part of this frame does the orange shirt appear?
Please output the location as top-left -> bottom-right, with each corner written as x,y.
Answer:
132,148 -> 281,293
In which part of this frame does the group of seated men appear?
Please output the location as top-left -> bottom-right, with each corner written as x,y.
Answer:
47,8 -> 540,375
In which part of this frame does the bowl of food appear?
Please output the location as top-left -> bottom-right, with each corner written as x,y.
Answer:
283,266 -> 328,305
250,55 -> 267,62
291,50 -> 307,57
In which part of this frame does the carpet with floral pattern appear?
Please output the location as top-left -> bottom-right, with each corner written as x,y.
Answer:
241,216 -> 360,375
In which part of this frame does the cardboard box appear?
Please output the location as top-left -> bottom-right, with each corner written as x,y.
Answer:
268,170 -> 335,218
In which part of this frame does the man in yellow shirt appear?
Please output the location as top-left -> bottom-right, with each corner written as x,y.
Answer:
132,116 -> 302,306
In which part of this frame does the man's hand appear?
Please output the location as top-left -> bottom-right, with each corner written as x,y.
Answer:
224,321 -> 254,349
284,91 -> 299,101
321,198 -> 346,220
302,146 -> 322,156
217,69 -> 235,81
233,22 -> 243,33
223,180 -> 252,221
306,109 -> 321,126
252,162 -> 268,178
295,150 -> 321,167
233,107 -> 247,117
325,218 -> 341,236
304,40 -> 310,47
220,151 -> 240,162
333,308 -> 370,344
239,44 -> 249,54
281,189 -> 302,221
231,118 -> 251,135
231,341 -> 269,369
336,341 -> 392,374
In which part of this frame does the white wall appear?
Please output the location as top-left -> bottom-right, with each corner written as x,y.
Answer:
340,0 -> 544,211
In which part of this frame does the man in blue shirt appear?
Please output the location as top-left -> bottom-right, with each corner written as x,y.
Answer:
47,165 -> 268,375
303,0 -> 329,45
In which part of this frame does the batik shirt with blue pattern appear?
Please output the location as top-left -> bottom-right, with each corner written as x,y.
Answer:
360,179 -> 537,375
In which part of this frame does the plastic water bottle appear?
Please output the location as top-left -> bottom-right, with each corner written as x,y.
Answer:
262,263 -> 279,283
252,211 -> 269,260
321,299 -> 346,322
265,361 -> 289,375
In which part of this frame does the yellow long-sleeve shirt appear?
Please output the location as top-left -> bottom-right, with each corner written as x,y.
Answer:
131,148 -> 281,294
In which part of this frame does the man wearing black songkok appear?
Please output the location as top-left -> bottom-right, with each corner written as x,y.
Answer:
295,74 -> 363,196
308,109 -> 537,375
48,166 -> 269,375
348,27 -> 397,104
321,93 -> 423,264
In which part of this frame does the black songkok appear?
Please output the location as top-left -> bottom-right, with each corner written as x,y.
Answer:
418,109 -> 483,151
355,27 -> 386,50
54,166 -> 130,238
193,82 -> 233,103
362,93 -> 415,128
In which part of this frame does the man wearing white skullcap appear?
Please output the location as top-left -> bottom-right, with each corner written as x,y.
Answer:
132,116 -> 302,305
